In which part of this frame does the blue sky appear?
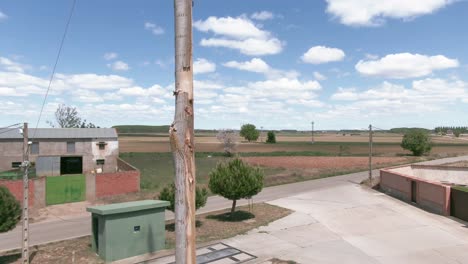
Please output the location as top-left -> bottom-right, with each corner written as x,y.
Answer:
1,0 -> 467,130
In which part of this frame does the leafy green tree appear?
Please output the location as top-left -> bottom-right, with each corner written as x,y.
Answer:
158,183 -> 208,212
209,158 -> 264,214
0,186 -> 21,233
401,130 -> 432,156
266,131 -> 276,143
240,124 -> 259,142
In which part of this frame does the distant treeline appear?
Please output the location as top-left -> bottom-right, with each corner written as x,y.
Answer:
113,125 -> 217,134
113,125 -> 452,135
435,127 -> 468,136
388,127 -> 431,134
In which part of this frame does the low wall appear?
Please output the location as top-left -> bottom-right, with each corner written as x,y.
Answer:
95,170 -> 140,198
380,169 -> 451,215
0,178 -> 42,208
380,170 -> 411,202
451,187 -> 468,222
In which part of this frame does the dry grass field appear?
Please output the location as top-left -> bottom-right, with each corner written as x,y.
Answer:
119,134 -> 468,156
117,132 -> 468,194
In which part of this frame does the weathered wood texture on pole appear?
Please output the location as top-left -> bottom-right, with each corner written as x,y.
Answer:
171,0 -> 196,263
22,122 -> 30,264
369,124 -> 373,183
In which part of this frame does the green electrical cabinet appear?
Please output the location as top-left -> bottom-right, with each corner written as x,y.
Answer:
86,200 -> 170,262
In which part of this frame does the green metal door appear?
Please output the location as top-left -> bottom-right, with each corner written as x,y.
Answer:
46,174 -> 86,205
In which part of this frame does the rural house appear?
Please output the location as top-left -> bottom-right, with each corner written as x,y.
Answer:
0,128 -> 118,176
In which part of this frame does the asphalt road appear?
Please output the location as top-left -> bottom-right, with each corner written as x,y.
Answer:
1,155 -> 466,253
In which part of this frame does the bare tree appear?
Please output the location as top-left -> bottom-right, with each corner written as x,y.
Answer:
47,104 -> 97,128
217,129 -> 239,156
170,0 -> 196,263
47,104 -> 82,128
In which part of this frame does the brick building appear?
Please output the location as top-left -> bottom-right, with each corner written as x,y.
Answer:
0,128 -> 119,176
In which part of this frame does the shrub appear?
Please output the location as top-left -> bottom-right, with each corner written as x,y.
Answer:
401,130 -> 432,156
209,158 -> 264,214
0,186 -> 21,233
240,124 -> 259,142
158,183 -> 208,212
266,131 -> 276,144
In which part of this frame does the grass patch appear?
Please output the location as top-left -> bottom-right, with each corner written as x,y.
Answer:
452,186 -> 468,192
0,168 -> 36,180
120,152 -> 421,195
165,203 -> 292,247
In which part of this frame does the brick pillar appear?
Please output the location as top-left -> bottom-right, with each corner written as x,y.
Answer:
86,173 -> 96,202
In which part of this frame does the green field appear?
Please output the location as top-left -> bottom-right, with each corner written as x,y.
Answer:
0,168 -> 36,180
120,152 -> 284,191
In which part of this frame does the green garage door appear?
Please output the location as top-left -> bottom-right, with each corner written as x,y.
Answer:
46,174 -> 86,205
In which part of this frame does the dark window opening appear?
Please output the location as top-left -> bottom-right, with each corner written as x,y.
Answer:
67,142 -> 75,153
31,142 -> 39,154
96,159 -> 105,165
60,157 -> 83,175
12,162 -> 22,168
134,225 -> 140,232
97,142 -> 107,150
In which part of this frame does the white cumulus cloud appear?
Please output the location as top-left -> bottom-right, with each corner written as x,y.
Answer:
326,0 -> 455,26
251,11 -> 274,20
0,57 -> 31,73
313,71 -> 327,81
223,58 -> 270,73
145,22 -> 164,35
223,58 -> 299,79
193,58 -> 216,74
194,16 -> 283,56
355,53 -> 459,79
0,11 -> 7,20
103,52 -> 118,60
107,60 -> 130,71
302,46 -> 345,64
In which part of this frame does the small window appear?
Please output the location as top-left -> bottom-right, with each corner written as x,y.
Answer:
96,159 -> 105,165
97,142 -> 107,150
133,225 -> 140,232
67,142 -> 75,153
31,142 -> 39,154
12,162 -> 22,168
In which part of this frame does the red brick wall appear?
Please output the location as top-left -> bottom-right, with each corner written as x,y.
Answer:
380,169 -> 451,215
0,179 -> 35,207
95,171 -> 140,198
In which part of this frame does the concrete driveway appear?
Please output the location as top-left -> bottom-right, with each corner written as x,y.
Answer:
222,182 -> 468,264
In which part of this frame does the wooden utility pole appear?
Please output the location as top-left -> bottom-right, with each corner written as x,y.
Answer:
171,0 -> 196,263
368,124 -> 373,184
21,122 -> 30,264
311,121 -> 315,144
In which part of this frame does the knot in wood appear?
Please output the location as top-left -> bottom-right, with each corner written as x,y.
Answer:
173,89 -> 182,96
184,106 -> 192,116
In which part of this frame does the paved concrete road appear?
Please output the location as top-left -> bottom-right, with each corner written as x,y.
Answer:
1,155 -> 466,253
219,180 -> 468,264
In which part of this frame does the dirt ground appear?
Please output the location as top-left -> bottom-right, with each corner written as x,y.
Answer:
242,156 -> 408,170
0,204 -> 291,264
118,135 -> 468,154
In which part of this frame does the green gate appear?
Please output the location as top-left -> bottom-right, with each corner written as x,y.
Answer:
46,174 -> 86,205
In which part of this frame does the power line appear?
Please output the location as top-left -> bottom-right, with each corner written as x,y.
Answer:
30,0 -> 77,144
20,1 -> 77,263
0,126 -> 22,136
0,123 -> 21,131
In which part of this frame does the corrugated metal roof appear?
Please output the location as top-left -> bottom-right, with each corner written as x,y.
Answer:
0,128 -> 118,139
